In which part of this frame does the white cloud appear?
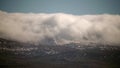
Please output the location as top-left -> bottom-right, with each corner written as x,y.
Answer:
0,10 -> 120,45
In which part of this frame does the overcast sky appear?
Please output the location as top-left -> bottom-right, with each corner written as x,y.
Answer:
0,0 -> 120,15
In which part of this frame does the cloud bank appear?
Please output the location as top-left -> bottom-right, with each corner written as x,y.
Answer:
0,10 -> 120,45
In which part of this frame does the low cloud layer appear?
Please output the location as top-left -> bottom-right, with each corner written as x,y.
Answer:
0,10 -> 120,45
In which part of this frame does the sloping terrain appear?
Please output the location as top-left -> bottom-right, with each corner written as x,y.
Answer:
0,38 -> 120,68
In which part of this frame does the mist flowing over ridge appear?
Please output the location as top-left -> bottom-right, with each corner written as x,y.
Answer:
0,10 -> 120,45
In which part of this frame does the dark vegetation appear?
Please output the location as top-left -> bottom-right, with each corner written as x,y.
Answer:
0,38 -> 120,68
